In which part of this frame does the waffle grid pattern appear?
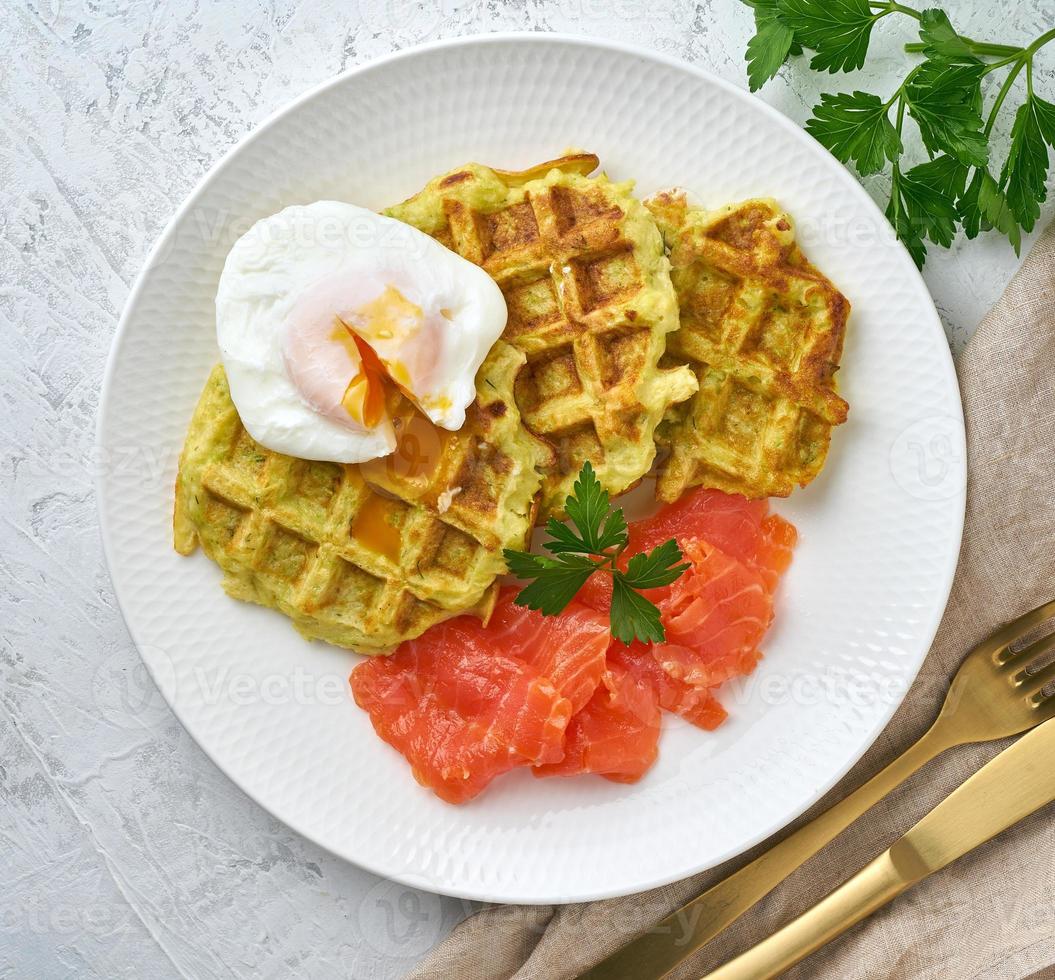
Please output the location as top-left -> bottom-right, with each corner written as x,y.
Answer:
387,159 -> 697,514
648,195 -> 850,501
174,359 -> 549,651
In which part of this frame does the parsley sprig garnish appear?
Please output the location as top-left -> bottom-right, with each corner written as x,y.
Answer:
503,462 -> 689,645
743,1 -> 1055,266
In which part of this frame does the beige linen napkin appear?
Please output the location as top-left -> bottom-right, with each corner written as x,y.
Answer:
408,223 -> 1055,980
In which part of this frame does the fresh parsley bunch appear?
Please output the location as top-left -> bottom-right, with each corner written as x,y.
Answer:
503,462 -> 689,645
743,0 -> 1055,265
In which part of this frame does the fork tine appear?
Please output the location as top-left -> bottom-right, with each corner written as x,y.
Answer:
1033,695 -> 1055,725
1006,631 -> 1055,672
1016,658 -> 1055,699
990,598 -> 1055,664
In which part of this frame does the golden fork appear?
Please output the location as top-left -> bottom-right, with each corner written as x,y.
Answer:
581,598 -> 1055,980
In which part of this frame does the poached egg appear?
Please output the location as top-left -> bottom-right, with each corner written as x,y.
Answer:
216,201 -> 506,463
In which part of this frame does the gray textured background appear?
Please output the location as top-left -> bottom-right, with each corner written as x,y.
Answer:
3,2 -> 1054,978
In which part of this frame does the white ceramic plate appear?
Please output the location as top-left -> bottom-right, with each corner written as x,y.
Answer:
97,34 -> 966,904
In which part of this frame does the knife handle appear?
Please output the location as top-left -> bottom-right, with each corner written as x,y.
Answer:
580,723 -> 955,980
701,850 -> 918,980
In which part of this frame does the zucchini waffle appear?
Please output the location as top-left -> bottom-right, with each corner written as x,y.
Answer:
645,193 -> 850,501
173,342 -> 551,652
385,154 -> 697,516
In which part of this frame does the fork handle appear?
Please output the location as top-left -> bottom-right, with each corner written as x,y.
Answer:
580,722 -> 956,980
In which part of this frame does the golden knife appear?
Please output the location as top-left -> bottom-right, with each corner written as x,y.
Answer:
702,718 -> 1055,980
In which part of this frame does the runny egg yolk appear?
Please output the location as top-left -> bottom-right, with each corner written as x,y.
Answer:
282,275 -> 466,447
330,321 -> 388,428
329,285 -> 423,428
348,283 -> 423,342
349,493 -> 403,563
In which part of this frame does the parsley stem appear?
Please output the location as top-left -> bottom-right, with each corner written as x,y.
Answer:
984,58 -> 1026,138
888,97 -> 908,230
982,53 -> 1029,75
903,40 -> 1022,57
978,28 -> 1055,75
1025,27 -> 1055,59
877,1 -> 922,20
905,25 -> 1055,59
882,63 -> 921,111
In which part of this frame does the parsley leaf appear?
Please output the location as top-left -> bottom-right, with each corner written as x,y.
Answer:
1001,94 -> 1055,233
806,91 -> 902,176
780,0 -> 877,74
504,462 -> 690,643
507,553 -> 598,617
621,540 -> 691,590
959,167 -> 1021,251
904,59 -> 988,167
502,550 -> 556,579
887,154 -> 966,267
545,462 -> 629,556
918,9 -> 976,61
885,179 -> 926,269
742,0 -> 806,90
563,461 -> 609,551
610,576 -> 666,646
596,507 -> 629,553
745,7 -> 797,92
539,516 -> 593,555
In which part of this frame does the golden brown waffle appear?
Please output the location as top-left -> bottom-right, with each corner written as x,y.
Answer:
174,343 -> 551,652
645,192 -> 850,502
385,154 -> 697,516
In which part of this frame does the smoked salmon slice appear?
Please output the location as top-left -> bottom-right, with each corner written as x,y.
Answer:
629,487 -> 768,563
753,514 -> 798,593
350,595 -> 609,803
608,641 -> 728,731
486,588 -> 608,714
534,663 -> 661,783
655,538 -> 772,686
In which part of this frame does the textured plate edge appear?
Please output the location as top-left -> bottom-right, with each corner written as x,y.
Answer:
94,31 -> 968,905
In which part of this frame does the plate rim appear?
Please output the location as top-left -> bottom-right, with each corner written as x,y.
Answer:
96,30 -> 967,904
